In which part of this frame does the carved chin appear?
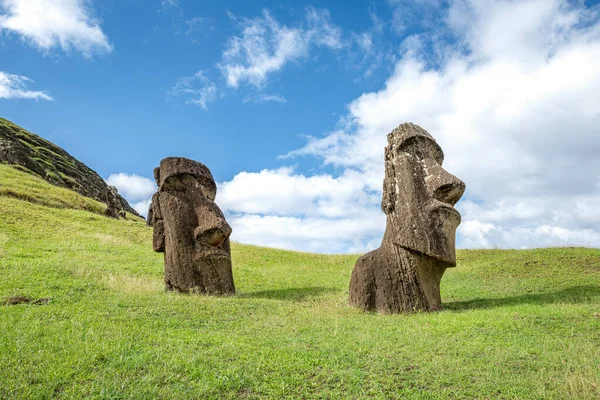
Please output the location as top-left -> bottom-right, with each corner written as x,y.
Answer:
425,207 -> 461,265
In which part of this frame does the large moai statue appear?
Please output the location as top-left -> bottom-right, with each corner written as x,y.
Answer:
104,186 -> 122,219
349,123 -> 465,313
150,157 -> 235,295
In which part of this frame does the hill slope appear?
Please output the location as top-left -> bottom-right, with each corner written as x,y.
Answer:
0,167 -> 599,399
0,117 -> 141,217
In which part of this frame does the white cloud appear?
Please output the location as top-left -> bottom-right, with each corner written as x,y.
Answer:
218,7 -> 342,88
242,93 -> 287,104
168,71 -> 217,110
216,167 -> 385,253
218,167 -> 380,218
106,173 -> 156,203
225,213 -> 384,254
0,71 -> 52,100
0,0 -> 112,56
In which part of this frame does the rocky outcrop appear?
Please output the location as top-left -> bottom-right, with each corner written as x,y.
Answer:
0,118 -> 141,217
349,123 -> 466,313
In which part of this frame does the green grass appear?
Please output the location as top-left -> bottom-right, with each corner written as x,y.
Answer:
0,167 -> 599,399
0,164 -> 105,215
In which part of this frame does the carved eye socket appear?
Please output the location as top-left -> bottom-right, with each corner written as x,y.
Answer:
163,174 -> 205,192
398,136 -> 444,164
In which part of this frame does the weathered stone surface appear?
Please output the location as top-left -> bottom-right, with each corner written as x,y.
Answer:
0,118 -> 141,217
349,123 -> 465,313
146,203 -> 153,227
104,186 -> 121,219
151,157 -> 235,295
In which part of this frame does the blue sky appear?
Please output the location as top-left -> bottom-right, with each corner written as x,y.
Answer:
1,0 -> 397,180
2,0 -> 600,253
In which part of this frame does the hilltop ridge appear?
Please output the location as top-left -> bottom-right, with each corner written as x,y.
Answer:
0,117 -> 141,217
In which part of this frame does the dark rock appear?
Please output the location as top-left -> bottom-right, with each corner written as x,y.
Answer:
4,296 -> 51,305
146,203 -> 153,227
4,296 -> 31,305
349,123 -> 465,313
151,157 -> 235,295
0,118 -> 141,217
104,186 -> 121,219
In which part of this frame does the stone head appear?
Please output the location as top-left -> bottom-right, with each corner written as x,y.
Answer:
154,157 -> 231,254
106,185 -> 119,203
381,123 -> 465,265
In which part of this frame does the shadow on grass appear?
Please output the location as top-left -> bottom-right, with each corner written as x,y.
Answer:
239,287 -> 340,302
445,285 -> 600,311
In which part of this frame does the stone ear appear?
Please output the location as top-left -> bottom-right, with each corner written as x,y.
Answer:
153,167 -> 160,186
381,146 -> 395,213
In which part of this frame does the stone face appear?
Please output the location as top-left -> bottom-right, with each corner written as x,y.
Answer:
151,157 -> 235,295
349,123 -> 465,313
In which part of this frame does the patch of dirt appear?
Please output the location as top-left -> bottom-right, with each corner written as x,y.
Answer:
4,296 -> 51,305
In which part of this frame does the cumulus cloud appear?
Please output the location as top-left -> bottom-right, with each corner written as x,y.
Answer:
219,167 -> 380,218
218,7 -> 342,88
106,173 -> 156,215
225,213 -> 384,254
0,71 -> 52,100
0,0 -> 112,56
216,167 -> 384,253
168,71 -> 217,110
219,0 -> 600,252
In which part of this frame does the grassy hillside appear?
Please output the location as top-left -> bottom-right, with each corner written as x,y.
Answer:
0,166 -> 599,399
0,118 -> 141,217
0,164 -> 144,222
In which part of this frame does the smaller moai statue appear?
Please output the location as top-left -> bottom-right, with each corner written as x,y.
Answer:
146,203 -> 153,227
150,157 -> 235,295
104,186 -> 122,219
349,123 -> 465,313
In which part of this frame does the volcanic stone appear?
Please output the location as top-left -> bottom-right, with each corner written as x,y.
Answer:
150,157 -> 235,295
349,123 -> 465,313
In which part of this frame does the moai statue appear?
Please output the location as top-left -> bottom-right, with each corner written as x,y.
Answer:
146,203 -> 153,227
150,157 -> 235,295
349,123 -> 465,313
104,186 -> 122,219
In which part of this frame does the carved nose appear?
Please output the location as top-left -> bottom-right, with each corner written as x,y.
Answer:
428,167 -> 465,206
433,180 -> 465,206
194,223 -> 232,247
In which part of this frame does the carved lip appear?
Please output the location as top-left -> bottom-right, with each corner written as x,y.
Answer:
193,248 -> 231,260
429,201 -> 461,220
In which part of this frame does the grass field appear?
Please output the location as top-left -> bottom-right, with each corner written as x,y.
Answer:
1,165 -> 599,399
